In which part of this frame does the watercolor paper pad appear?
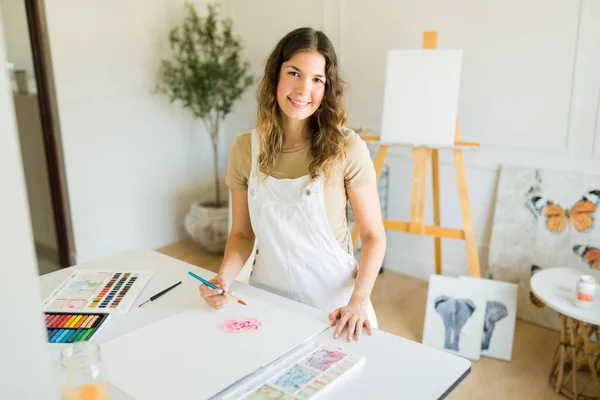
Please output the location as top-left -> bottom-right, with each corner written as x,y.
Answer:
100,294 -> 328,400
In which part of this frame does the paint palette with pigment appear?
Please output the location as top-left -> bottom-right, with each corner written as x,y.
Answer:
42,270 -> 152,314
44,312 -> 110,344
221,344 -> 364,399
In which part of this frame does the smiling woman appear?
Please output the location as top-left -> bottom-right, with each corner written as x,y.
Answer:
276,52 -> 326,134
199,27 -> 387,343
256,28 -> 347,180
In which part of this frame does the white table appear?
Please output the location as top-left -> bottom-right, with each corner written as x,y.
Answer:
530,266 -> 600,400
40,248 -> 470,399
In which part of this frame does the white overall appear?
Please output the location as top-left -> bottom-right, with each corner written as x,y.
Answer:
247,129 -> 378,328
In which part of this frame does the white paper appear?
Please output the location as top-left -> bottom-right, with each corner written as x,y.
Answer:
100,294 -> 328,400
380,49 -> 463,148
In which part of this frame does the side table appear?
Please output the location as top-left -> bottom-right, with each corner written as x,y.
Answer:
531,266 -> 600,399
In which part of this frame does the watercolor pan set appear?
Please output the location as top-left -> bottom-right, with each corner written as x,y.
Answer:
42,270 -> 153,314
222,344 -> 365,400
44,312 -> 110,344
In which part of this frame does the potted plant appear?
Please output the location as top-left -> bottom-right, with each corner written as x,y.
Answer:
155,2 -> 253,253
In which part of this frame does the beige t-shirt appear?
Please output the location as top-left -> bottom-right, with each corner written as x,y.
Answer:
226,129 -> 376,251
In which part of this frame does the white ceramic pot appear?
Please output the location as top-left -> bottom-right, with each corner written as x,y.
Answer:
184,201 -> 228,253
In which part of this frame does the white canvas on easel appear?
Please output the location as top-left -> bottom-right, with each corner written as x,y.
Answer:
100,294 -> 328,400
379,49 -> 463,148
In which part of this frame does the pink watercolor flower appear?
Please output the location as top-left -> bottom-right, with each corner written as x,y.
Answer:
219,317 -> 262,334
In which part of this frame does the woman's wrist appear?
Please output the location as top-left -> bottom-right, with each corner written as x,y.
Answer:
349,293 -> 368,309
216,269 -> 235,284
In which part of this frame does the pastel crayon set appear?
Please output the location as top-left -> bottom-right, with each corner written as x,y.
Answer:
44,312 -> 110,344
221,344 -> 365,400
42,270 -> 152,314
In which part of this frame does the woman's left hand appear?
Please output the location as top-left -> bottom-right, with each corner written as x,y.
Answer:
328,298 -> 373,342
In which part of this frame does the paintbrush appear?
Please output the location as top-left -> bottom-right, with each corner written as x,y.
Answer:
137,281 -> 182,308
187,271 -> 247,306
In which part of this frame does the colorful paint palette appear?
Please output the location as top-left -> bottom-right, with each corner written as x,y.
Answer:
44,312 -> 110,344
224,344 -> 364,400
89,272 -> 140,309
42,270 -> 152,314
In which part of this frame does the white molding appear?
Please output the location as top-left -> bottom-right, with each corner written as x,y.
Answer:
367,142 -> 600,175
564,0 -> 600,158
596,89 -> 600,151
579,0 -> 600,157
566,0 -> 584,154
342,0 -> 585,158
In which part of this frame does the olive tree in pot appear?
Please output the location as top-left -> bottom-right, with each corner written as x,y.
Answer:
155,3 -> 253,253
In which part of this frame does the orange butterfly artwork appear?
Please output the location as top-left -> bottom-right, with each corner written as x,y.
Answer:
573,244 -> 600,270
528,190 -> 600,234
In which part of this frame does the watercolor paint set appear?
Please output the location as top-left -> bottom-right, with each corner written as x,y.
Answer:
44,312 -> 110,344
220,343 -> 365,400
42,270 -> 153,314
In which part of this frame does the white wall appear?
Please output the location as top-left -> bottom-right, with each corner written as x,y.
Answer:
344,0 -> 600,279
43,0 -> 246,263
38,0 -> 600,276
225,0 -> 600,280
0,5 -> 58,398
0,0 -> 36,91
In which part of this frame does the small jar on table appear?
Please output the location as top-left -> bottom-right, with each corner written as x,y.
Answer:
531,266 -> 600,400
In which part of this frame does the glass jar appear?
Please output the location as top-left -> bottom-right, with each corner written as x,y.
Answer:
60,342 -> 109,400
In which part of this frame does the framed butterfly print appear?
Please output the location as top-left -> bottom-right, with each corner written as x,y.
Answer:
488,165 -> 600,331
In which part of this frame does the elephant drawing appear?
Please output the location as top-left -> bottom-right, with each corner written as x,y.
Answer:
482,301 -> 508,351
434,296 -> 476,351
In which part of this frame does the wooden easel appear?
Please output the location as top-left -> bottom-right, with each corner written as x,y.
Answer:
352,31 -> 481,278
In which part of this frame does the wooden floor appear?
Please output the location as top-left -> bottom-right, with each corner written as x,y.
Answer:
158,238 -> 564,400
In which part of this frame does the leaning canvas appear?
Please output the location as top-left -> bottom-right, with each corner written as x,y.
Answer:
488,165 -> 600,331
422,275 -> 486,361
459,277 -> 518,361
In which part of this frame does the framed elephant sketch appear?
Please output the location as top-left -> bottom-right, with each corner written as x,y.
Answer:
421,275 -> 487,361
459,277 -> 518,361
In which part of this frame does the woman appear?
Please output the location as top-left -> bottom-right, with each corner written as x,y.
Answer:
200,27 -> 386,342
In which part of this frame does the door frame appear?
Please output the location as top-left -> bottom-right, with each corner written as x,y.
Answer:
24,0 -> 73,267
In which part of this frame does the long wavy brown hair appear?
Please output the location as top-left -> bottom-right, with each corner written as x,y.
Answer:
256,27 -> 347,180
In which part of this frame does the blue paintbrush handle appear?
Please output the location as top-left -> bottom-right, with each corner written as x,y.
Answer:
188,271 -> 247,306
188,271 -> 222,292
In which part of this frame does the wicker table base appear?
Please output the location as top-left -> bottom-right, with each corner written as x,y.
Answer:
550,314 -> 600,399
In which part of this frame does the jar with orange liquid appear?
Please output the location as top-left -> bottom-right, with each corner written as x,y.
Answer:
60,342 -> 108,400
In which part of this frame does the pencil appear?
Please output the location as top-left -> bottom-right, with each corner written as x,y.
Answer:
187,271 -> 247,306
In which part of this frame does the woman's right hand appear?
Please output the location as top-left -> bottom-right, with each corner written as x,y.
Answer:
199,275 -> 231,310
